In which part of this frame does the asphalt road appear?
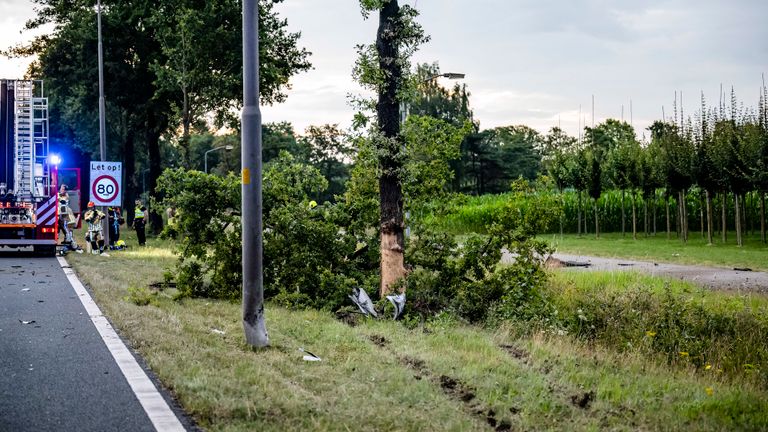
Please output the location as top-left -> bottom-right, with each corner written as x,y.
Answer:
0,253 -> 179,432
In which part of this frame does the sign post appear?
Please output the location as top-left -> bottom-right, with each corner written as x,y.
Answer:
90,161 -> 122,207
90,161 -> 122,251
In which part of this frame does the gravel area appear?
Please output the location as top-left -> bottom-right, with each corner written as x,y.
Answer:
502,251 -> 768,293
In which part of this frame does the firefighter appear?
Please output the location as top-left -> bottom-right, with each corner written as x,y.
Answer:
107,207 -> 125,249
58,185 -> 72,240
84,201 -> 109,256
133,200 -> 147,246
57,185 -> 83,253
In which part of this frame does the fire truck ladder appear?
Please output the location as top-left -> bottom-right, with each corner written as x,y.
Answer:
13,80 -> 49,201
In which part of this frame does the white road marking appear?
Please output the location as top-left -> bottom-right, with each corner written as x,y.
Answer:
57,257 -> 186,432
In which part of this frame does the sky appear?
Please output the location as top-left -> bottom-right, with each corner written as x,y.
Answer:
1,0 -> 767,140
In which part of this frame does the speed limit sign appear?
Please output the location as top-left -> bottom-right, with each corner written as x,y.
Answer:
89,161 -> 122,207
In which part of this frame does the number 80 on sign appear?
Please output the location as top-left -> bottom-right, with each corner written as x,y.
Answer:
92,175 -> 120,204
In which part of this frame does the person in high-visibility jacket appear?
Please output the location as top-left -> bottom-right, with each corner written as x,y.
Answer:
132,200 -> 147,246
83,202 -> 109,256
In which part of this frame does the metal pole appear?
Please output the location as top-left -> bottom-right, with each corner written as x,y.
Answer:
204,150 -> 210,174
241,0 -> 268,347
97,0 -> 109,249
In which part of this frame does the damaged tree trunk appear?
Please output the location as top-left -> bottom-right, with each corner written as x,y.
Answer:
376,0 -> 406,296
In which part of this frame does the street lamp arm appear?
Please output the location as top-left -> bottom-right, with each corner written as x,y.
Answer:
423,72 -> 466,83
204,145 -> 235,174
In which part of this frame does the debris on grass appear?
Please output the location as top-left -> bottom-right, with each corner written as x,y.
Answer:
385,292 -> 406,320
299,347 -> 322,362
349,287 -> 377,317
211,328 -> 226,335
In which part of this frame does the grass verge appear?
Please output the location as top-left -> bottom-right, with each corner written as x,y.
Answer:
65,229 -> 768,431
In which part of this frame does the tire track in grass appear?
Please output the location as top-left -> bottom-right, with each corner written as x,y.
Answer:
498,341 -> 642,429
366,334 -> 513,431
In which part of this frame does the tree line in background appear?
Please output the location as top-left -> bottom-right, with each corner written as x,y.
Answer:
6,0 -> 311,230
543,87 -> 768,246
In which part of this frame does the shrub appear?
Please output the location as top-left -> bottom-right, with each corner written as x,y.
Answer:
125,286 -> 157,306
545,273 -> 768,385
404,211 -> 553,324
157,152 -> 381,308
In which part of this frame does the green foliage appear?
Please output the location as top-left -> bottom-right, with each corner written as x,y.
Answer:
547,273 -> 768,386
405,197 -> 554,323
124,286 -> 158,306
402,115 -> 471,202
426,186 -> 563,235
157,153 -> 379,308
299,124 -> 353,203
344,114 -> 470,232
353,2 -> 429,98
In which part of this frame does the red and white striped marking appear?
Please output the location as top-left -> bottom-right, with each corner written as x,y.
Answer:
35,195 -> 57,226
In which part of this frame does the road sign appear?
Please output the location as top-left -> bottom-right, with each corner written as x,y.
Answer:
89,161 -> 122,207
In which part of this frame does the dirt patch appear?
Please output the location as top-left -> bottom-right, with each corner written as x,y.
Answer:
571,391 -> 595,409
439,375 -> 476,402
484,409 -> 512,431
335,310 -> 360,327
368,334 -> 389,347
402,355 -> 426,371
499,344 -> 530,361
399,355 -> 509,430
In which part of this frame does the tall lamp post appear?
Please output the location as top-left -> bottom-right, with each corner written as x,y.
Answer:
97,0 -> 109,247
204,145 -> 234,174
241,0 -> 268,347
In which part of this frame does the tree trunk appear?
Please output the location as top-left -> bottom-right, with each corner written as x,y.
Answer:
761,192 -> 766,244
577,191 -> 582,236
621,189 -> 626,237
181,84 -> 191,168
123,117 -> 136,227
666,194 -> 671,240
652,194 -> 657,235
722,192 -> 727,243
744,193 -> 749,238
594,199 -> 599,239
678,190 -> 688,243
735,192 -> 743,247
705,189 -> 713,245
680,189 -> 689,243
559,190 -> 564,237
146,116 -> 164,235
631,191 -> 637,240
700,192 -> 704,239
376,0 -> 406,296
644,198 -> 649,236
584,192 -> 589,235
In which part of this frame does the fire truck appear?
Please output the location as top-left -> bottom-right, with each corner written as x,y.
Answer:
0,79 -> 58,256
